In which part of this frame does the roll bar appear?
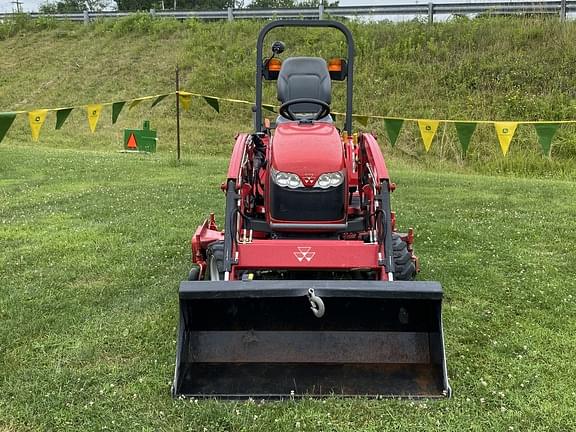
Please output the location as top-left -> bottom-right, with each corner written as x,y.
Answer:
255,20 -> 355,134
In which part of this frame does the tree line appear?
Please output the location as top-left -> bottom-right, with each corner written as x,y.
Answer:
40,0 -> 338,13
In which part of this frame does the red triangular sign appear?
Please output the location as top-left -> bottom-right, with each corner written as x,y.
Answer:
127,133 -> 137,149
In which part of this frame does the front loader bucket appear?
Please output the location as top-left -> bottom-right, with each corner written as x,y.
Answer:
173,280 -> 450,399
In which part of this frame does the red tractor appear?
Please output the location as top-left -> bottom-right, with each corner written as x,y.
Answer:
173,20 -> 450,399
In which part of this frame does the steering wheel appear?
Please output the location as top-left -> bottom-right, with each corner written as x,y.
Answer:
279,98 -> 331,121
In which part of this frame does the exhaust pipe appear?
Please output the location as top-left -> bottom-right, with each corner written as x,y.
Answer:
173,280 -> 450,399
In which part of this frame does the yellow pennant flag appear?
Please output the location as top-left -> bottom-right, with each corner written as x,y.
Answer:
417,119 -> 440,152
86,104 -> 102,133
355,115 -> 369,127
129,98 -> 146,110
28,110 -> 48,141
494,122 -> 518,156
179,93 -> 192,111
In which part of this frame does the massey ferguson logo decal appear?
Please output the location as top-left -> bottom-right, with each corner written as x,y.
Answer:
294,247 -> 316,262
302,175 -> 315,186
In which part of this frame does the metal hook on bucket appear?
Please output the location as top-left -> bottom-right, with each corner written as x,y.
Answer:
307,288 -> 325,318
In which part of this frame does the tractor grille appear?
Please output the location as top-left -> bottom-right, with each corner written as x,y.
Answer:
270,183 -> 345,221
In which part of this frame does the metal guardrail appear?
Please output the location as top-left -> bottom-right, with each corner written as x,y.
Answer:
1,1 -> 574,24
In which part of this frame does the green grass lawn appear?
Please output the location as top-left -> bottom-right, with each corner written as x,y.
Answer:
1,14 -> 576,431
1,144 -> 575,431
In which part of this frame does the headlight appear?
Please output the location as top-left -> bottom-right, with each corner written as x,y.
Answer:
271,169 -> 303,189
314,171 -> 344,189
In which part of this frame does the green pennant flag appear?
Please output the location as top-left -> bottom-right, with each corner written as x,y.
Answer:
203,96 -> 220,113
533,123 -> 559,156
151,94 -> 168,108
55,108 -> 73,130
454,122 -> 477,155
356,116 -> 369,127
112,101 -> 126,124
262,104 -> 277,113
383,118 -> 404,147
0,112 -> 17,144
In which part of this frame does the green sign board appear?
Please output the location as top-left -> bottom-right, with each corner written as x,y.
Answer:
123,120 -> 157,153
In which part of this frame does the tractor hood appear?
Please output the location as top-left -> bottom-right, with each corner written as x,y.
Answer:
271,122 -> 345,183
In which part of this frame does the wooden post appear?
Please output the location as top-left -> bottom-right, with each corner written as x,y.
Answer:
428,2 -> 434,24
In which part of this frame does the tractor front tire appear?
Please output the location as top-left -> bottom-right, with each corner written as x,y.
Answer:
205,241 -> 225,281
188,266 -> 200,281
392,233 -> 417,281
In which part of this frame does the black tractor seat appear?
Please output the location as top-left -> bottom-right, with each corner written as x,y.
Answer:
276,57 -> 333,124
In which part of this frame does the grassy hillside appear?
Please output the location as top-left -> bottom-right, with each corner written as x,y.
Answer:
1,15 -> 576,177
1,145 -> 575,431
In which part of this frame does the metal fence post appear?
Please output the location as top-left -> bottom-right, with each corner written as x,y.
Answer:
560,0 -> 566,21
227,7 -> 233,21
427,2 -> 434,24
319,4 -> 324,19
175,65 -> 181,162
83,10 -> 89,25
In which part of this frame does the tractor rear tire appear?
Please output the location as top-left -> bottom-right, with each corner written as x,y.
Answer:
206,241 -> 225,281
392,233 -> 417,281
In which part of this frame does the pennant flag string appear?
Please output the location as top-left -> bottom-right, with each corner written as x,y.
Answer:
1,89 -> 575,157
5,90 -> 576,125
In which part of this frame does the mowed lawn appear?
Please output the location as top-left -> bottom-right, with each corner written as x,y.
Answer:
1,145 -> 575,431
